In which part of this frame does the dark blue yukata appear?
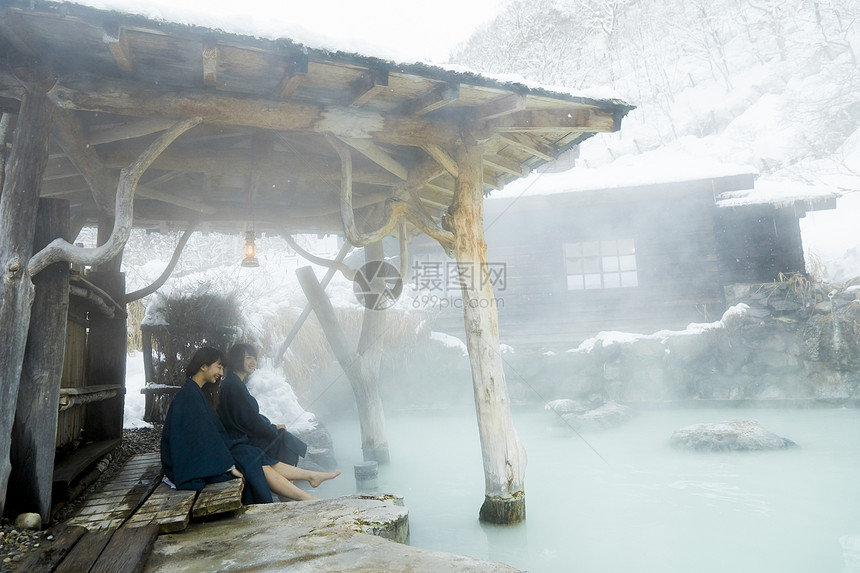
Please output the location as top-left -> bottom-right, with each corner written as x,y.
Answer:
160,378 -> 274,504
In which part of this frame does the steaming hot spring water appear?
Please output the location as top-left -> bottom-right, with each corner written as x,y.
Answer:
319,405 -> 860,573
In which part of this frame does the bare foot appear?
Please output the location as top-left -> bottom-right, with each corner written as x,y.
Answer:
308,471 -> 341,488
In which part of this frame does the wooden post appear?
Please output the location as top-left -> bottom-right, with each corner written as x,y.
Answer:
0,89 -> 54,515
296,265 -> 389,462
84,270 -> 127,442
9,198 -> 70,521
452,142 -> 526,524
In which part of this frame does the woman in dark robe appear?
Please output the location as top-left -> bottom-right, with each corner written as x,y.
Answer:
218,343 -> 308,466
161,346 -> 339,504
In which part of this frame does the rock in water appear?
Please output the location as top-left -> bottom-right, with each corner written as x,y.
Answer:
670,419 -> 797,451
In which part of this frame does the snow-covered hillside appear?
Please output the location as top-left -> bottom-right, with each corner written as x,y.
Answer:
454,0 -> 860,280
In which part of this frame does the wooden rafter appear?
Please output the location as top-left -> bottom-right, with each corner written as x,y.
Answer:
338,136 -> 407,180
103,24 -> 133,72
276,54 -> 308,99
39,74 -> 462,147
403,83 -> 459,116
351,68 -> 388,107
89,119 -> 177,145
486,108 -> 617,133
477,94 -> 526,121
482,153 -> 523,177
97,145 -> 399,186
420,143 -> 458,178
498,133 -> 557,162
202,42 -> 219,88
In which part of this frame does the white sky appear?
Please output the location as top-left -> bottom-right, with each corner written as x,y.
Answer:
80,0 -> 505,62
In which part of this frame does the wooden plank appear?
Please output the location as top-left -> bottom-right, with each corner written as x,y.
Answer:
54,528 -> 114,573
90,523 -> 159,573
53,438 -> 121,487
83,270 -> 127,442
126,482 -> 197,533
15,523 -> 87,573
191,479 -> 244,518
67,453 -> 162,531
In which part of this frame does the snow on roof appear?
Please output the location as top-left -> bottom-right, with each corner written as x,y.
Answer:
67,0 -> 622,104
491,146 -> 839,210
715,177 -> 840,208
491,150 -> 756,200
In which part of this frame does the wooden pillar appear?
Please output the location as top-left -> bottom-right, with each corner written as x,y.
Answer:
0,89 -> 55,515
296,265 -> 389,463
83,270 -> 126,442
9,198 -> 70,521
452,142 -> 526,524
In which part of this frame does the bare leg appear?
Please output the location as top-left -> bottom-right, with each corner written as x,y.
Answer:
263,465 -> 317,501
270,462 -> 341,488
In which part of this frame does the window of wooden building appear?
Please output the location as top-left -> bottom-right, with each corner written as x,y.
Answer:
564,239 -> 638,290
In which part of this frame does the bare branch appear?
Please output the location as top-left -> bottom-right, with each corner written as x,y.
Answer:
125,219 -> 199,302
279,229 -> 356,280
28,117 -> 201,276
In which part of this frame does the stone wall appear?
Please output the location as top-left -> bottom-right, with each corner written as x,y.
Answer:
531,278 -> 860,405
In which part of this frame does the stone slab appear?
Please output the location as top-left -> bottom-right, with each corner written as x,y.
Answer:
144,494 -> 521,573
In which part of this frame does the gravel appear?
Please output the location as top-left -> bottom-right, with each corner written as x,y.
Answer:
0,426 -> 162,572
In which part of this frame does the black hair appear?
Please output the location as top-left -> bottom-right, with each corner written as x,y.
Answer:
226,343 -> 258,373
185,346 -> 225,378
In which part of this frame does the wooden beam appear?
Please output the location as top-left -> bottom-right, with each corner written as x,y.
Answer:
486,108 -> 616,133
351,68 -> 389,107
276,53 -> 308,98
87,118 -> 176,145
47,75 -> 461,147
482,153 -> 524,177
420,143 -> 458,178
98,145 -> 398,186
103,25 -> 133,73
202,42 -> 219,88
136,185 -> 217,215
482,169 -> 503,190
477,94 -> 526,121
52,110 -> 117,213
404,83 -> 459,116
498,133 -> 557,162
338,136 -> 408,180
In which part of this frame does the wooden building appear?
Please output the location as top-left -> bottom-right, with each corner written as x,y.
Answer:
0,0 -> 632,523
410,171 -> 837,349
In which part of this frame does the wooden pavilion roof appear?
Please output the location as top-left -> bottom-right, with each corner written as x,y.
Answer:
0,0 -> 634,237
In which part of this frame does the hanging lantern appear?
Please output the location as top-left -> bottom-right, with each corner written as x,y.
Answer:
241,230 -> 260,267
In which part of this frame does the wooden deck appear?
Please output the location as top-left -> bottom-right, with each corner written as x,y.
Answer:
21,453 -> 246,572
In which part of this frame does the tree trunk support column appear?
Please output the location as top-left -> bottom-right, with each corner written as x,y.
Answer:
0,89 -> 55,515
10,198 -> 70,521
452,142 -> 526,524
296,264 -> 389,463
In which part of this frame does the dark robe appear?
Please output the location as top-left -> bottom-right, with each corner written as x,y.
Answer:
218,371 -> 308,467
161,378 -> 274,504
